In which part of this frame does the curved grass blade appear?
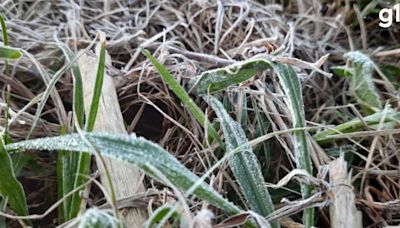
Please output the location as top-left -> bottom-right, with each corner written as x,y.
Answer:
344,51 -> 382,113
142,49 -> 224,148
188,59 -> 271,95
0,136 -> 29,223
7,132 -> 242,216
206,96 -> 279,228
144,204 -> 181,228
272,63 -> 313,227
313,109 -> 400,143
0,46 -> 22,60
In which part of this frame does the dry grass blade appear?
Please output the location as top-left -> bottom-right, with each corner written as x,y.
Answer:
329,156 -> 362,228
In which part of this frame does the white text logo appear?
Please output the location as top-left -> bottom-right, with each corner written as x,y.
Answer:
379,3 -> 400,28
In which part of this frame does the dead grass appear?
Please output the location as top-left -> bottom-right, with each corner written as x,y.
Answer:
0,0 -> 400,227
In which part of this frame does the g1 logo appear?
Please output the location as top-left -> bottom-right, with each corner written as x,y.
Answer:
379,3 -> 400,28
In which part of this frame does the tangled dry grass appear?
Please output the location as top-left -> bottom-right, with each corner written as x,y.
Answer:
1,0 -> 400,227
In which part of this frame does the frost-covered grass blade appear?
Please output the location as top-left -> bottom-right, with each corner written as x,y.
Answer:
272,63 -> 313,227
344,51 -> 382,113
6,132 -> 242,216
206,96 -> 279,228
78,208 -> 121,228
188,59 -> 271,95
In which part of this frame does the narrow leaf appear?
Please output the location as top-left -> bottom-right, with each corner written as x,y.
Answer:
7,132 -> 242,216
188,59 -> 271,94
206,96 -> 279,228
0,15 -> 9,45
85,36 -> 106,131
313,109 -> 400,143
142,49 -> 224,148
272,63 -> 313,227
0,136 -> 29,220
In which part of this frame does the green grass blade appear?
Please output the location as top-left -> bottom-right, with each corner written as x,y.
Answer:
185,56 -> 314,226
144,204 -> 180,228
313,109 -> 400,143
344,51 -> 382,113
206,96 -> 279,228
7,132 -> 242,216
69,37 -> 108,220
0,46 -> 22,60
55,42 -> 87,222
0,14 -> 9,71
272,63 -> 313,227
56,42 -> 85,127
188,59 -> 271,95
0,15 -> 8,46
142,49 -> 224,148
85,37 -> 106,132
251,98 -> 271,177
0,136 -> 29,223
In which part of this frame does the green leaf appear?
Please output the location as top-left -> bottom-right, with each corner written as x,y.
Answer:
56,42 -> 88,222
272,63 -> 313,227
7,132 -> 242,216
0,46 -> 21,60
0,136 -> 29,221
185,56 -> 314,226
188,59 -> 271,95
144,204 -> 181,228
344,51 -> 382,113
142,49 -> 224,148
331,66 -> 353,78
251,98 -> 271,178
313,109 -> 400,143
86,38 -> 106,131
0,15 -> 9,46
206,96 -> 279,228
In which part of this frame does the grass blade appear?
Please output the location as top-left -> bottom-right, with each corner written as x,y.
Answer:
0,46 -> 22,60
142,49 -> 224,148
0,14 -> 9,71
188,59 -> 271,95
0,15 -> 8,46
7,132 -> 242,216
206,96 -> 279,228
186,57 -> 314,226
55,41 -> 87,222
0,135 -> 29,223
251,98 -> 271,178
272,63 -> 313,227
313,109 -> 400,143
85,35 -> 106,131
344,51 -> 382,113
